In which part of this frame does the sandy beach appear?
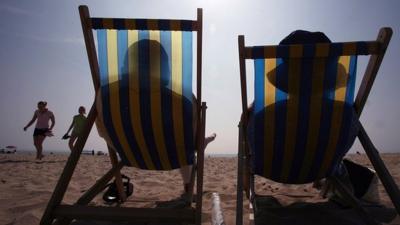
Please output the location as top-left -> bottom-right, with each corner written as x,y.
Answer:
0,152 -> 399,225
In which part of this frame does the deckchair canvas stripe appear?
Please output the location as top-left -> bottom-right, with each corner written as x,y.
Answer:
263,58 -> 276,178
329,43 -> 342,57
182,31 -> 194,164
97,30 -> 132,166
280,46 -> 302,182
91,18 -> 196,31
96,30 -> 123,160
271,58 -> 288,181
306,57 -> 338,180
148,30 -> 172,170
318,56 -> 356,177
317,56 -> 350,178
95,90 -> 115,151
298,59 -> 326,181
328,56 -> 357,173
254,58 -> 265,175
171,31 -> 187,166
106,30 -> 139,166
160,31 -> 180,168
254,48 -> 265,113
247,42 -> 378,59
342,43 -> 357,56
289,47 -> 315,182
99,30 -> 134,165
357,42 -> 369,55
137,30 -> 163,170
127,30 -> 156,170
345,56 -> 357,105
315,43 -> 330,57
117,30 -> 147,168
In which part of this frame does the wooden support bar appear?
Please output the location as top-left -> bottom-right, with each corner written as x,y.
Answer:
358,123 -> 400,215
194,12 -> 203,217
246,143 -> 252,199
331,177 -> 379,225
40,103 -> 98,225
186,141 -> 197,204
79,5 -> 101,91
77,162 -> 124,205
238,35 -> 248,125
196,8 -> 203,113
195,102 -> 206,225
55,162 -> 124,225
107,146 -> 126,202
54,205 -> 195,223
354,27 -> 392,116
236,122 -> 244,225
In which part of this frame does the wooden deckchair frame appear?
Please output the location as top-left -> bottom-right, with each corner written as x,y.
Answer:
236,27 -> 400,225
40,5 -> 206,225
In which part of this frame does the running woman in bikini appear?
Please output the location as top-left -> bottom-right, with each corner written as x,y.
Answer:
24,101 -> 55,160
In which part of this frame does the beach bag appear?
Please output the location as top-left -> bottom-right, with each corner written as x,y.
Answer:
343,159 -> 380,203
318,159 -> 380,204
103,174 -> 133,203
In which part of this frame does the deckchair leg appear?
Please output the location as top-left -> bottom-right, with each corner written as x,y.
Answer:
182,136 -> 198,203
107,145 -> 127,202
236,122 -> 244,225
330,177 -> 380,225
78,162 -> 124,205
248,156 -> 255,200
186,157 -> 197,203
195,102 -> 207,225
351,27 -> 399,215
358,123 -> 400,215
55,162 -> 124,225
354,27 -> 392,116
40,103 -> 97,225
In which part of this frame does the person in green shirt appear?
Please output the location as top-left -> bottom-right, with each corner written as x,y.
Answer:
64,106 -> 87,151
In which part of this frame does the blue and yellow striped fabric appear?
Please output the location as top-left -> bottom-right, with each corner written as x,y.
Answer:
248,43 -> 358,184
90,18 -> 196,31
246,41 -> 376,59
95,29 -> 195,170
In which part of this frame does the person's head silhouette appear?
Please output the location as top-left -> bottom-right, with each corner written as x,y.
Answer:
266,30 -> 346,95
124,39 -> 170,92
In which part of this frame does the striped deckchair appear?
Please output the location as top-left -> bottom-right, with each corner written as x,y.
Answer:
41,5 -> 206,225
236,28 -> 400,225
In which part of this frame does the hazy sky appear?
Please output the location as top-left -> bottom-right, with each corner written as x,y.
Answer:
1,0 -> 400,154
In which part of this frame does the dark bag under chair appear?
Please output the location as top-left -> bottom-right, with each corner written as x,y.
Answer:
343,159 -> 380,203
103,174 -> 133,203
